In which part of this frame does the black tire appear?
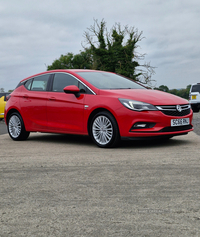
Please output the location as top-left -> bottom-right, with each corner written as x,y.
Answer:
7,112 -> 30,141
90,111 -> 120,148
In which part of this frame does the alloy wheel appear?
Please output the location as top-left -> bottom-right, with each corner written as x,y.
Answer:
92,115 -> 113,145
8,115 -> 22,138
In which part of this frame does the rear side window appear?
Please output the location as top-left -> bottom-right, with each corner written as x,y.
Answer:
31,74 -> 49,91
24,74 -> 50,91
191,84 -> 200,93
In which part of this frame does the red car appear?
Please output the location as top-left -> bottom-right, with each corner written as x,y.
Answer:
5,69 -> 193,148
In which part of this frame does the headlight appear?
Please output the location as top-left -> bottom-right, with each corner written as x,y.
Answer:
119,98 -> 158,111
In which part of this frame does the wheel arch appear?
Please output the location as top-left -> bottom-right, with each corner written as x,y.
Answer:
6,108 -> 21,124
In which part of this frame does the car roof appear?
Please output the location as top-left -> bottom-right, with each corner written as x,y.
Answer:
20,69 -> 106,83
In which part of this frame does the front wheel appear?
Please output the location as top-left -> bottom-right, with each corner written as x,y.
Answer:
8,112 -> 30,141
90,111 -> 120,148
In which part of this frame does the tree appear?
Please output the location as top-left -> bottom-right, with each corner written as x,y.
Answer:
47,19 -> 155,86
155,85 -> 169,92
0,88 -> 5,92
72,49 -> 93,69
83,19 -> 155,85
154,84 -> 191,99
170,84 -> 191,99
47,49 -> 93,71
47,53 -> 74,70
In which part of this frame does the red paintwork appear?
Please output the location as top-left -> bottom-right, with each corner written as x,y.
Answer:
5,69 -> 193,139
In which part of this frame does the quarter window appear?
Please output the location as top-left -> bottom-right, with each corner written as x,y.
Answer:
24,79 -> 33,90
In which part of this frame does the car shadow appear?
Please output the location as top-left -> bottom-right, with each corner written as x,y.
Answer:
28,133 -> 95,147
27,133 -> 192,149
120,136 -> 192,149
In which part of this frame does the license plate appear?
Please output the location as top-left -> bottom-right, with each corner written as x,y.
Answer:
171,118 -> 190,127
192,95 -> 196,99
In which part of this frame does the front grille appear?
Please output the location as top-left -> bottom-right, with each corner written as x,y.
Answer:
159,125 -> 193,133
160,108 -> 190,116
156,104 -> 191,117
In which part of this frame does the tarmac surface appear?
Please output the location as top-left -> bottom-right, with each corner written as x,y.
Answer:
0,113 -> 200,236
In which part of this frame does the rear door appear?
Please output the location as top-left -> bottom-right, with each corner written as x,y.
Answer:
20,74 -> 50,131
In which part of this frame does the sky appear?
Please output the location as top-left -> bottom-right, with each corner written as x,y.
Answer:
0,0 -> 200,91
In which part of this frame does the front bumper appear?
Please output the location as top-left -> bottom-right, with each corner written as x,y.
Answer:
116,107 -> 193,138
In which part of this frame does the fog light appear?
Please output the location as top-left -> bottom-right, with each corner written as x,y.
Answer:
130,122 -> 156,131
134,123 -> 146,128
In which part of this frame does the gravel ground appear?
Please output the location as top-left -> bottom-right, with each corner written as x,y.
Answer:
1,122 -> 200,236
0,113 -> 200,236
192,112 -> 200,135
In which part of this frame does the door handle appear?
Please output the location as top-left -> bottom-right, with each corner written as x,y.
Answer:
23,94 -> 29,99
49,97 -> 56,101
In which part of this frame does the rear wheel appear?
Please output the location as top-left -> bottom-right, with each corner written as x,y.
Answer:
8,112 -> 30,141
90,111 -> 120,148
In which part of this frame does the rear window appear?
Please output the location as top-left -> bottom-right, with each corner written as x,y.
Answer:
191,84 -> 200,93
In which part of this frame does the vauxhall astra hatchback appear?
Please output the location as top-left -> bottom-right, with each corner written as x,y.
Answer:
5,69 -> 193,148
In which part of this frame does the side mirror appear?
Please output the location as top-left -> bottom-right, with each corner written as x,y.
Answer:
63,85 -> 80,97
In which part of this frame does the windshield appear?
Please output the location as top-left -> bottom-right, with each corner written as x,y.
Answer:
76,72 -> 146,90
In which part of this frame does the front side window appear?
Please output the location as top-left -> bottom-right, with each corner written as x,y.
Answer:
52,73 -> 79,92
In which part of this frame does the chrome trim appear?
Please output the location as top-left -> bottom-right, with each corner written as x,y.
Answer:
21,71 -> 96,95
156,104 -> 190,111
22,73 -> 53,84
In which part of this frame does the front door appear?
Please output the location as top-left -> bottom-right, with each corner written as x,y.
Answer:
46,73 -> 85,133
